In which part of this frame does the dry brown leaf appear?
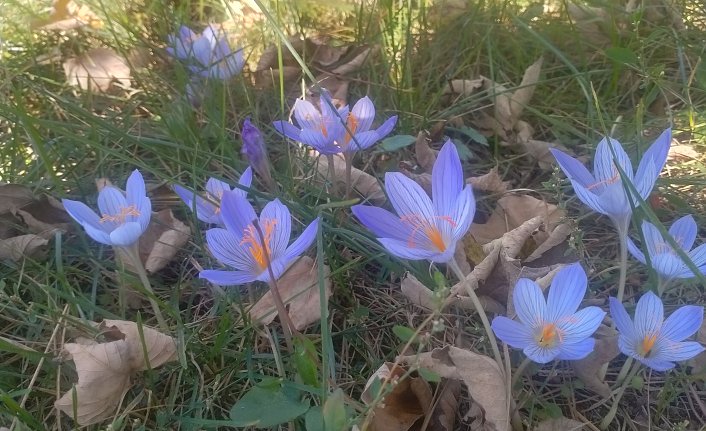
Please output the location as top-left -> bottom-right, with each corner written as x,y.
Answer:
509,57 -> 543,123
315,154 -> 386,204
55,319 -> 177,425
415,131 -> 437,174
535,417 -> 587,431
361,362 -> 433,431
567,3 -> 613,46
0,235 -> 49,261
571,328 -> 619,397
63,47 -> 131,92
688,319 -> 706,373
31,0 -> 102,30
17,195 -> 73,237
431,380 -> 460,431
401,272 -> 506,315
400,346 -> 509,431
0,184 -> 35,214
249,257 -> 331,331
467,168 -> 510,194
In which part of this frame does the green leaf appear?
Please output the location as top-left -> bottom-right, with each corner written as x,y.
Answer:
417,367 -> 441,383
229,385 -> 310,427
294,337 -> 320,387
323,389 -> 348,431
378,135 -> 416,152
605,47 -> 638,66
305,406 -> 324,431
452,140 -> 474,161
392,325 -> 417,343
630,375 -> 644,390
447,126 -> 488,146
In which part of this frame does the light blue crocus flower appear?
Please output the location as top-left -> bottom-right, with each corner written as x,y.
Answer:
351,139 -> 474,263
62,170 -> 151,247
610,291 -> 704,371
199,192 -> 320,285
173,167 -> 252,225
628,215 -> 706,282
167,25 -> 244,80
273,90 -> 397,155
491,263 -> 606,363
550,129 -> 671,234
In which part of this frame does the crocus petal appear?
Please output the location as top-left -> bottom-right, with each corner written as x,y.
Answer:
350,96 -> 375,133
660,305 -> 704,342
513,278 -> 546,329
638,357 -> 675,372
688,243 -> 706,268
220,191 -> 257,240
282,217 -> 319,262
199,269 -> 256,285
668,215 -> 697,251
523,344 -> 561,364
617,334 -> 639,359
640,221 -> 664,257
571,181 -> 606,215
237,167 -> 253,194
205,228 -> 253,270
491,317 -> 533,349
593,137 -> 633,185
82,222 -> 113,245
432,140 -> 463,218
260,199 -> 291,259
450,187 -> 475,240
173,184 -> 195,208
62,199 -> 103,230
550,148 -> 596,188
273,121 -> 302,141
194,195 -> 220,224
97,187 -> 128,222
556,338 -> 595,360
125,170 -> 146,204
652,340 -> 705,362
651,253 -> 685,280
205,178 -> 231,201
377,238 -> 440,261
133,196 -> 152,233
293,99 -> 323,130
299,129 -> 340,154
546,263 -> 587,322
558,306 -> 605,343
635,128 -> 670,198
627,238 -> 647,264
351,205 -> 411,242
346,130 -> 382,152
255,257 -> 288,283
609,297 -> 637,340
191,36 -> 214,68
373,115 -> 398,140
385,172 -> 435,221
109,222 -> 143,246
596,182 -> 630,223
634,291 -> 664,338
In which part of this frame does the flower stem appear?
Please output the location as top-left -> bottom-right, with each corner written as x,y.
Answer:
511,356 -> 533,387
344,153 -> 353,200
326,154 -> 336,193
599,360 -> 641,429
123,244 -> 168,331
449,258 -> 504,372
616,231 -> 628,302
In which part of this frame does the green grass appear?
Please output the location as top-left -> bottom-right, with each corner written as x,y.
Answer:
2,0 -> 706,429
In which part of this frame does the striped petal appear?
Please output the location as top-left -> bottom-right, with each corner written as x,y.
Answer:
660,305 -> 703,342
609,297 -> 637,340
260,199 -> 291,259
491,317 -> 533,349
220,191 -> 257,241
351,205 -> 411,242
550,148 -> 596,188
205,228 -> 252,270
558,306 -> 605,343
513,278 -> 546,329
556,338 -> 595,360
634,292 -> 664,339
109,222 -> 143,246
350,96 -> 375,133
199,269 -> 256,286
282,217 -> 319,263
593,137 -> 633,186
668,215 -> 697,251
546,263 -> 587,322
523,344 -> 561,364
432,140 -> 463,218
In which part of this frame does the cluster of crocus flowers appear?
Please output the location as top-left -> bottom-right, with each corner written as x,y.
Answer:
199,191 -> 320,285
62,170 -> 151,247
272,89 -> 398,156
174,167 -> 252,226
491,264 -> 605,363
351,140 -> 474,263
166,25 -> 244,80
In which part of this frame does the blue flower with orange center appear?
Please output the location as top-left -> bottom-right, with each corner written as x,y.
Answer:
174,167 -> 252,225
610,291 -> 704,371
62,170 -> 151,247
199,191 -> 319,285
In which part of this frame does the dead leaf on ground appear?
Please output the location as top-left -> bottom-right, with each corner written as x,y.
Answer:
360,362 -> 433,431
55,319 -> 177,426
535,417 -> 587,430
63,47 -> 131,92
688,319 -> 706,374
467,168 -> 510,194
249,257 -> 331,331
400,272 -> 506,315
571,327 -> 619,397
415,131 -> 438,174
566,3 -> 613,46
400,346 -> 509,431
315,154 -> 386,204
0,235 -> 49,261
31,0 -> 102,30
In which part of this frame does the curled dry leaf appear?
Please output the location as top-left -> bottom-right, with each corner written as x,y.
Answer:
0,235 -> 49,261
360,362 -> 433,431
466,168 -> 510,194
315,154 -> 386,204
400,272 -> 506,315
688,319 -> 706,373
55,319 -> 177,425
415,131 -> 438,174
570,326 -> 619,398
63,47 -> 131,92
400,346 -> 509,431
249,257 -> 331,331
535,417 -> 587,431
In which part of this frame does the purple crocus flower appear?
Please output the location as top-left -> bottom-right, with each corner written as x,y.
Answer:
550,129 -> 671,234
62,170 -> 151,247
167,25 -> 244,80
628,215 -> 706,282
491,263 -> 606,363
241,118 -> 273,187
173,167 -> 252,225
273,90 -> 396,155
199,192 -> 320,285
351,140 -> 474,263
610,292 -> 704,371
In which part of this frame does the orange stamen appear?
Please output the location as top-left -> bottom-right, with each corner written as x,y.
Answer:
99,205 -> 141,224
400,214 -> 456,252
587,167 -> 621,191
536,323 -> 563,348
240,219 -> 277,271
640,333 -> 658,356
343,113 -> 359,147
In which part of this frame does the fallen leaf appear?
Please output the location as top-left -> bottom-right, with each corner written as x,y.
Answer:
31,0 -> 101,30
431,380 -> 461,431
567,3 -> 613,46
249,257 -> 331,331
55,319 -> 177,425
0,184 -> 35,214
0,234 -> 49,261
63,47 -> 131,92
400,272 -> 506,315
508,57 -> 543,124
361,362 -> 433,431
535,417 -> 587,431
688,319 -> 706,373
415,131 -> 437,173
400,346 -> 509,431
571,328 -> 619,397
315,154 -> 386,204
467,168 -> 510,194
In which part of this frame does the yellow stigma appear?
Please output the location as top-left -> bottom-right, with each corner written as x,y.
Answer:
343,113 -> 359,147
99,205 -> 141,224
587,164 -> 621,191
400,214 -> 456,252
240,219 -> 277,271
639,333 -> 658,357
535,323 -> 562,348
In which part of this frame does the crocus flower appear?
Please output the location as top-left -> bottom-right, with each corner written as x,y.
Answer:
273,90 -> 396,155
167,25 -> 244,80
491,263 -> 606,363
351,140 -> 474,263
199,192 -> 320,285
610,291 -> 704,371
173,167 -> 252,225
241,118 -> 274,188
62,170 -> 151,247
550,128 -> 671,234
628,215 -> 706,282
